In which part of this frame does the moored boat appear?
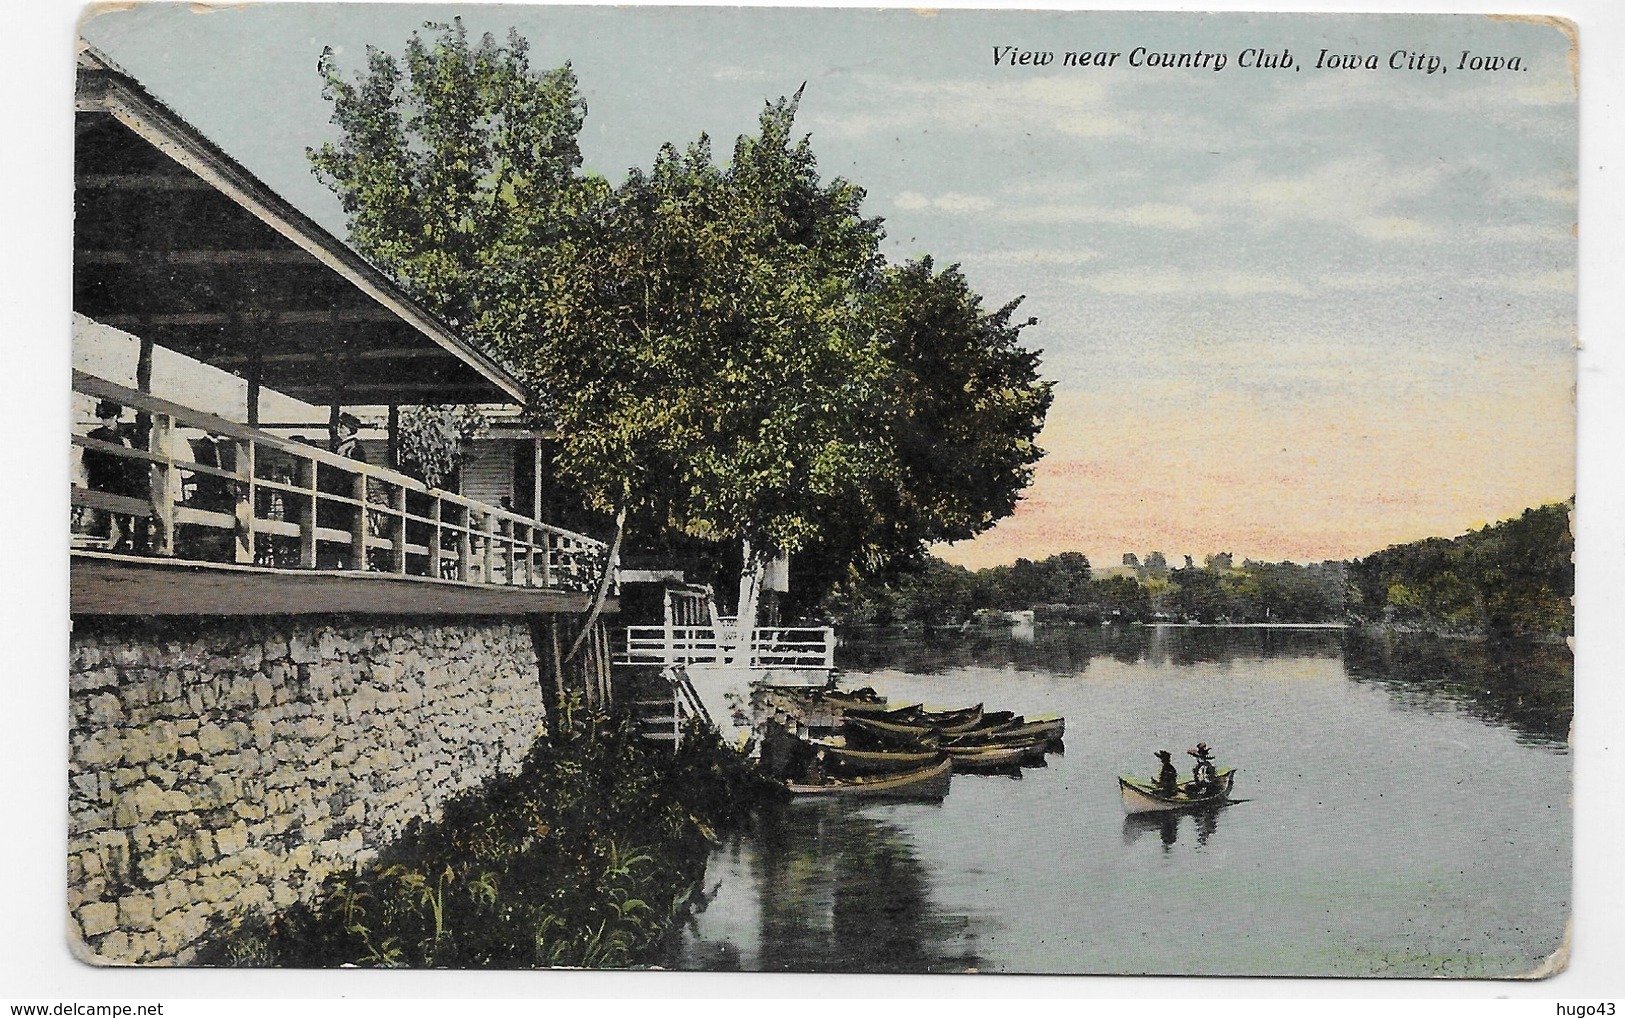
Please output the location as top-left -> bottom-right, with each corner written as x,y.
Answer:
843,715 -> 942,749
942,715 -> 1065,748
947,742 -> 1047,773
806,737 -> 942,776
839,702 -> 924,722
786,756 -> 954,800
1118,769 -> 1237,813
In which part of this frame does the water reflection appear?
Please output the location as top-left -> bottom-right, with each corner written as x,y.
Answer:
1121,807 -> 1225,851
838,623 -> 1345,675
1341,631 -> 1572,748
672,803 -> 985,973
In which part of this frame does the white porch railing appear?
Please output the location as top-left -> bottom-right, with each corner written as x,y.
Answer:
70,370 -> 608,592
619,624 -> 836,671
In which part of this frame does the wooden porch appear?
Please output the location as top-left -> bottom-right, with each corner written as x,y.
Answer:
72,370 -> 611,615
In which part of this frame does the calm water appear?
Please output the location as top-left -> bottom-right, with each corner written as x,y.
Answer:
664,625 -> 1572,977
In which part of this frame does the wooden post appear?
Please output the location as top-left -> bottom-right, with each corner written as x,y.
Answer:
482,511 -> 497,585
390,483 -> 408,575
349,469 -> 369,570
428,497 -> 443,579
531,438 -> 543,522
456,506 -> 472,582
297,456 -> 317,569
387,404 -> 399,470
246,340 -> 263,428
233,438 -> 256,564
540,530 -> 553,589
147,412 -> 176,556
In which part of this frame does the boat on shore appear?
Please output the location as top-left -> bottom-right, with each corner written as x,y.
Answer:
1118,769 -> 1237,813
786,757 -> 954,800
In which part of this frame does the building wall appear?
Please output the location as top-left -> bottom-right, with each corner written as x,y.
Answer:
66,615 -> 550,965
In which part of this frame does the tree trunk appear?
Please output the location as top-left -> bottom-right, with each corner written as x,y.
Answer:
565,502 -> 627,665
729,540 -> 768,666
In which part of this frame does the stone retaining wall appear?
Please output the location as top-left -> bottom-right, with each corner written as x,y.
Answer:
67,616 -> 549,965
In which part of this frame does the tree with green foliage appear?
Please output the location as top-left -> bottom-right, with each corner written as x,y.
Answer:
310,20 -> 590,338
313,24 -> 1052,648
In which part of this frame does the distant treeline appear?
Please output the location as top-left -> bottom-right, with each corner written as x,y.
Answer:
820,501 -> 1573,638
1346,501 -> 1573,638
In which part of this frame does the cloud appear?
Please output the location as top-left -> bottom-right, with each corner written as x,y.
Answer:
1074,269 -> 1309,297
1004,202 -> 1209,230
806,72 -> 1196,144
892,190 -> 993,213
1186,156 -> 1449,243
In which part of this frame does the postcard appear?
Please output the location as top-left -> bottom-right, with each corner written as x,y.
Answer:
61,3 -> 1577,981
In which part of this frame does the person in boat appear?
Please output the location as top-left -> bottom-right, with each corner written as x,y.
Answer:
1185,743 -> 1218,796
804,749 -> 828,785
1153,750 -> 1180,797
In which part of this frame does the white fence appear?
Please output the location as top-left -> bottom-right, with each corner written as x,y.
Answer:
619,624 -> 836,671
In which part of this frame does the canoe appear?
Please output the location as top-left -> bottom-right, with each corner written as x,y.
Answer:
806,738 -> 942,776
947,742 -> 1047,773
843,715 -> 942,749
914,704 -> 983,729
840,702 -> 924,722
942,716 -> 1065,748
1118,769 -> 1237,814
787,757 -> 953,800
822,686 -> 885,705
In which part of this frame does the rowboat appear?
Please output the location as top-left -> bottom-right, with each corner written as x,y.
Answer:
1118,769 -> 1237,813
806,738 -> 943,776
945,742 -> 1047,773
843,715 -> 942,749
787,757 -> 953,800
840,702 -> 924,722
821,686 -> 885,706
942,715 -> 1065,748
914,704 -> 983,730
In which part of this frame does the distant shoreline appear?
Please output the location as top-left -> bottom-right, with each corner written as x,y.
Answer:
1146,621 -> 1346,630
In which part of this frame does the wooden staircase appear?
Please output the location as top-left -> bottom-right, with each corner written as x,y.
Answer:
623,662 -> 712,748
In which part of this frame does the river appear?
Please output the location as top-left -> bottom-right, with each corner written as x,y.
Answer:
662,625 -> 1572,977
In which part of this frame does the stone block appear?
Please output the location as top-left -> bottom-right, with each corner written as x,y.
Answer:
118,893 -> 156,932
237,883 -> 272,911
263,633 -> 289,662
271,881 -> 297,909
195,723 -> 234,756
288,633 -> 319,665
96,930 -> 134,962
214,822 -> 249,857
239,644 -> 264,671
151,880 -> 191,919
72,729 -> 124,768
79,901 -> 118,938
154,907 -> 190,955
70,666 -> 118,695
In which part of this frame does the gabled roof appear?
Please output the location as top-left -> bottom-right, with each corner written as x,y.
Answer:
74,43 -> 530,407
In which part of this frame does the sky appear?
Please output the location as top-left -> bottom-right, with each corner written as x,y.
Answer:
76,5 -> 1579,569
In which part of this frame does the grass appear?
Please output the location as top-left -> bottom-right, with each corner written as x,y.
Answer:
198,697 -> 786,968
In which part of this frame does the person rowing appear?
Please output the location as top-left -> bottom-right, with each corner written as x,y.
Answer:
1184,743 -> 1218,796
1153,750 -> 1180,797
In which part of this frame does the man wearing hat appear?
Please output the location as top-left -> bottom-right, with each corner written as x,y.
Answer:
83,399 -> 149,550
1185,743 -> 1218,796
1153,750 -> 1180,797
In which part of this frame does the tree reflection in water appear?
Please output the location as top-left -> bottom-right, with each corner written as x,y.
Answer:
1341,631 -> 1572,748
677,802 -> 985,973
